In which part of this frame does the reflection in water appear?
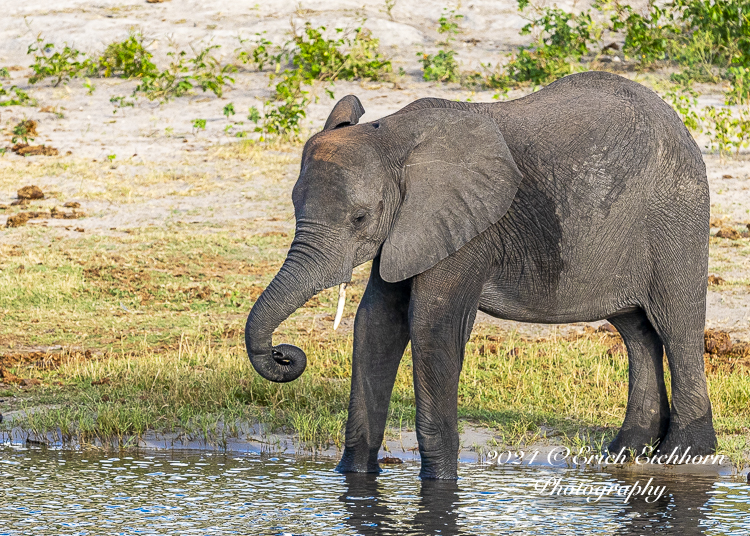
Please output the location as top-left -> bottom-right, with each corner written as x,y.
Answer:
614,473 -> 716,535
0,445 -> 748,535
341,474 -> 461,536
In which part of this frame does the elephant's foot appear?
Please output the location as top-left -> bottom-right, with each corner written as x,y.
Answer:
335,446 -> 381,474
607,392 -> 669,457
655,413 -> 717,460
608,424 -> 668,459
418,450 -> 459,480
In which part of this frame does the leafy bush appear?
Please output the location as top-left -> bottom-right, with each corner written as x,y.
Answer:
97,32 -> 158,78
134,44 -> 235,102
236,33 -> 275,71
419,8 -> 463,83
617,1 -> 675,68
673,0 -> 750,69
437,8 -> 463,41
28,36 -> 94,86
287,23 -> 391,82
702,105 -> 750,158
0,84 -> 35,107
249,21 -> 391,140
255,71 -> 310,141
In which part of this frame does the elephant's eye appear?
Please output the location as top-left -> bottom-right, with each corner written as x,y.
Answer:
352,213 -> 367,226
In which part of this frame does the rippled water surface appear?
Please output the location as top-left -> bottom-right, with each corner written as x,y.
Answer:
1,445 -> 748,535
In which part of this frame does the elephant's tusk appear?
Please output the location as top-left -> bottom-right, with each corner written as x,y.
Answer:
333,283 -> 347,330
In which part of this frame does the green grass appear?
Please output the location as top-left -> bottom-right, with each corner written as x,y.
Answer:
2,315 -> 749,465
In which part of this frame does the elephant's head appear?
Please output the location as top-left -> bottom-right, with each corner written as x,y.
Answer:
245,95 -> 523,382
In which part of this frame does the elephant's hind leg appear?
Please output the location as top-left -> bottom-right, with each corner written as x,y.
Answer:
607,311 -> 670,457
336,257 -> 411,474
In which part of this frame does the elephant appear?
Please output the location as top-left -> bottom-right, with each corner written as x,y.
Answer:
245,71 -> 717,479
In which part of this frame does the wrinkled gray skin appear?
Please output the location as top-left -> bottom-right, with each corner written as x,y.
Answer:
245,71 -> 717,479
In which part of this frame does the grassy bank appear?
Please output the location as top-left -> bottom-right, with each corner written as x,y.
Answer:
2,323 -> 749,467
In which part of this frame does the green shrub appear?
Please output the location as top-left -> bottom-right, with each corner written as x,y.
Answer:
419,8 -> 463,83
437,8 -> 463,42
0,84 -> 35,107
97,32 -> 158,78
702,105 -> 750,158
617,1 -> 675,68
134,44 -> 235,102
236,33 -> 276,71
420,50 -> 460,82
673,0 -> 750,69
287,23 -> 391,82
28,35 -> 94,86
250,21 -> 391,140
255,71 -> 310,141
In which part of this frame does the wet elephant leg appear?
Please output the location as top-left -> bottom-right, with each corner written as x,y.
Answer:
408,254 -> 484,479
607,310 -> 670,456
336,257 -> 411,473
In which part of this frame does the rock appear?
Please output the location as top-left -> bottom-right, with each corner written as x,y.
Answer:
0,204 -> 8,210
378,456 -> 403,464
708,275 -> 726,286
5,212 -> 30,227
63,201 -> 81,209
704,329 -> 733,356
10,199 -> 29,206
716,227 -> 741,239
17,185 -> 44,200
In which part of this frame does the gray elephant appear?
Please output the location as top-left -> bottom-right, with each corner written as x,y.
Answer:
245,71 -> 717,479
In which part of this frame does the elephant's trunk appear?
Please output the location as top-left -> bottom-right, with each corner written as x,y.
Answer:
245,235 -> 349,383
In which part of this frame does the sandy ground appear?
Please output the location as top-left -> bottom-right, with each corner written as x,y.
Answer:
1,0 -> 749,340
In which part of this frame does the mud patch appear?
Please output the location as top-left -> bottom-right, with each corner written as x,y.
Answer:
4,213 -> 30,228
17,185 -> 44,200
11,144 -> 59,157
716,227 -> 743,240
0,349 -> 94,386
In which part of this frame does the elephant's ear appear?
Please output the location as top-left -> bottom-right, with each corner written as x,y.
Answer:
380,109 -> 523,283
324,95 -> 365,130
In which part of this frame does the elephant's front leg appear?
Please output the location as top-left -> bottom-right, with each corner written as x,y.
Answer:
336,257 -> 411,473
409,260 -> 484,479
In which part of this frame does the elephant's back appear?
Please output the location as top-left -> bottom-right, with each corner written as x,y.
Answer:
487,71 -> 704,185
483,72 -> 708,307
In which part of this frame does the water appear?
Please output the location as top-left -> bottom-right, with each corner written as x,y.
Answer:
0,445 -> 748,535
